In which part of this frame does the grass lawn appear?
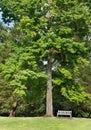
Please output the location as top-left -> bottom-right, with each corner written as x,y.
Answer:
0,117 -> 91,130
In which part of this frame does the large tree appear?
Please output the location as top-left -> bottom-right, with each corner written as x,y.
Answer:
0,0 -> 91,117
0,22 -> 14,116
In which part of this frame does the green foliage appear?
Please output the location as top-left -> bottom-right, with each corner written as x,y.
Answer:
61,85 -> 89,104
0,22 -> 9,43
59,68 -> 72,79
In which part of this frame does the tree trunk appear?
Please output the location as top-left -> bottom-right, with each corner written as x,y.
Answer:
9,102 -> 17,117
46,54 -> 53,117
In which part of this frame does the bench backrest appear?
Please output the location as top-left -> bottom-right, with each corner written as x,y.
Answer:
57,110 -> 72,115
57,110 -> 72,117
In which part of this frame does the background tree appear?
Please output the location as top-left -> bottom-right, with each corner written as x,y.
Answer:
0,22 -> 12,116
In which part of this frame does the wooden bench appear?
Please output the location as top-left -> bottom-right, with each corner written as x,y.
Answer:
57,110 -> 72,118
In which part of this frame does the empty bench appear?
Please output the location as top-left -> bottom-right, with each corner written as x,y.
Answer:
57,110 -> 72,118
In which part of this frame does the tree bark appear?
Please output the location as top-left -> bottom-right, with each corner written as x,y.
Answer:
46,54 -> 53,117
9,102 -> 17,117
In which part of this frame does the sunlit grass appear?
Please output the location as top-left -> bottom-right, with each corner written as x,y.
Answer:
0,117 -> 91,130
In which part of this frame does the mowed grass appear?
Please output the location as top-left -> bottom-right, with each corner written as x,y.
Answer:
0,117 -> 91,130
